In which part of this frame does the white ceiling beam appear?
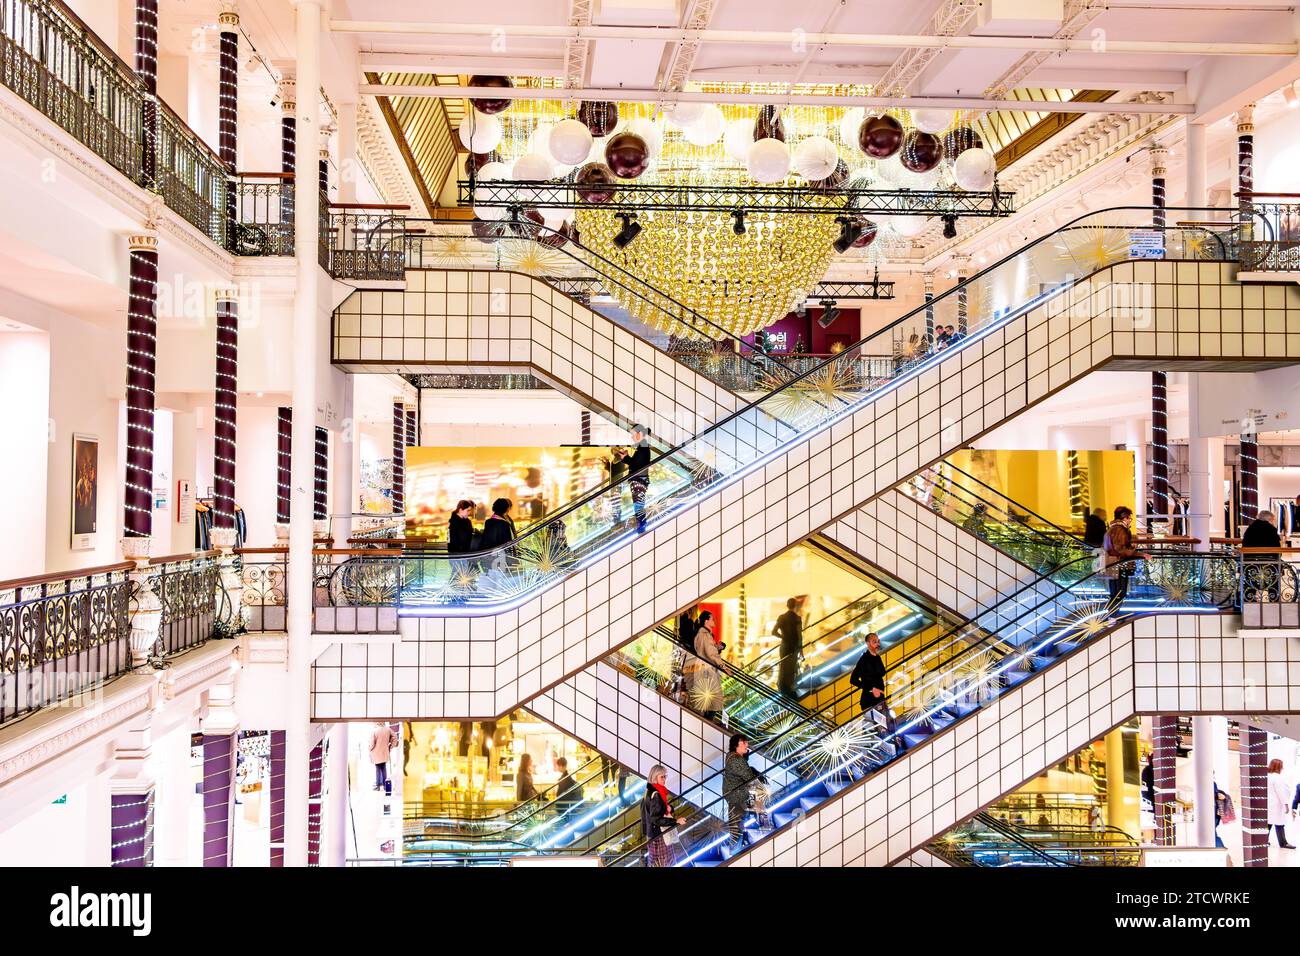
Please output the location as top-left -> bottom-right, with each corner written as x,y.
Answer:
356,82 -> 1194,113
357,52 -> 564,76
1029,67 -> 1188,92
327,20 -> 1297,56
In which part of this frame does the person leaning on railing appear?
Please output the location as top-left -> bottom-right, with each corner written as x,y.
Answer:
1241,509 -> 1283,601
1101,506 -> 1151,611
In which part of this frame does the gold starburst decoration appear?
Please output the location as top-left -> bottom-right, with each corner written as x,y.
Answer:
423,236 -> 473,268
1055,225 -> 1128,274
757,358 -> 861,428
688,682 -> 724,713
498,238 -> 565,276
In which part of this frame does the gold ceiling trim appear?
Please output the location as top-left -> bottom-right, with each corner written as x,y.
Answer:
979,89 -> 1117,168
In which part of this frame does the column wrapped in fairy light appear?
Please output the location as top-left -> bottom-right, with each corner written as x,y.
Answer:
313,425 -> 328,524
212,292 -> 239,531
276,407 -> 292,532
306,740 -> 325,866
1239,723 -> 1269,867
268,730 -> 286,867
133,0 -> 159,190
391,401 -> 405,514
279,75 -> 296,227
1151,715 -> 1178,846
110,791 -> 156,866
1237,105 -> 1255,223
1151,371 -> 1170,524
1239,418 -> 1259,532
923,272 -> 935,343
124,232 -> 159,539
1150,142 -> 1168,231
319,128 -> 331,196
405,405 -> 416,450
217,5 -> 239,238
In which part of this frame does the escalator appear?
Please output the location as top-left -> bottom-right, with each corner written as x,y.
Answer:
317,207 -> 1276,725
927,812 -> 1141,867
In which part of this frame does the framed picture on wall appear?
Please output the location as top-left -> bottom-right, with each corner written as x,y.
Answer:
71,433 -> 99,551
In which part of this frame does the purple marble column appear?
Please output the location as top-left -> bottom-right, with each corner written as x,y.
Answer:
307,740 -> 324,866
1240,723 -> 1269,867
111,789 -> 155,867
124,233 -> 159,538
1239,427 -> 1259,534
201,732 -> 237,866
276,407 -> 293,524
391,402 -> 405,514
1151,371 -> 1170,521
269,730 -> 286,867
1151,716 -> 1178,846
217,6 -> 238,237
279,77 -> 296,228
313,426 -> 329,522
405,405 -> 416,449
133,0 -> 158,190
212,293 -> 238,530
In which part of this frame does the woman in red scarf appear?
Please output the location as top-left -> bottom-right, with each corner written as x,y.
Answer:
641,764 -> 687,866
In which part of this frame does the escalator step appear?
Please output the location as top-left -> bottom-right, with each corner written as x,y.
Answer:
773,812 -> 798,828
901,732 -> 930,749
1002,669 -> 1032,687
824,777 -> 850,796
799,797 -> 822,814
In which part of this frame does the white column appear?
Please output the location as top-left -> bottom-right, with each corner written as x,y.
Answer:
336,100 -> 358,204
1185,121 -> 1207,208
326,722 -> 349,866
1187,374 -> 1211,547
1126,416 -> 1147,517
284,0 -> 321,869
154,723 -> 195,866
1192,716 -> 1217,845
331,378 -> 355,543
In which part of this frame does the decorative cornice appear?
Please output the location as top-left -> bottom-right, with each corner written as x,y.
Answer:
355,97 -> 422,211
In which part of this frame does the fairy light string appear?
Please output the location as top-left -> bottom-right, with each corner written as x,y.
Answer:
218,7 -> 239,237
124,233 -> 158,538
276,407 -> 292,524
1150,371 -> 1169,521
133,0 -> 158,190
313,426 -> 328,521
391,401 -> 406,514
213,290 -> 238,529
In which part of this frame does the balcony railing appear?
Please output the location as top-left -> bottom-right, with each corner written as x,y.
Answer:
1238,194 -> 1300,273
0,551 -> 226,724
1237,547 -> 1300,628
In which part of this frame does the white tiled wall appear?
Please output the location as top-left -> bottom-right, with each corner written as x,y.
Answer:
314,261 -> 1300,721
728,615 -> 1300,867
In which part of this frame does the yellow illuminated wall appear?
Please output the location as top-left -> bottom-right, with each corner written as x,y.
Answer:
947,448 -> 1135,530
404,446 -> 617,540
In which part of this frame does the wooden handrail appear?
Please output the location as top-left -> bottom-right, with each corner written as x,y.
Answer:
148,550 -> 219,566
1240,547 -> 1300,554
234,171 -> 295,180
0,561 -> 134,591
1236,191 -> 1300,199
328,201 -> 412,211
233,547 -> 288,555
313,548 -> 405,556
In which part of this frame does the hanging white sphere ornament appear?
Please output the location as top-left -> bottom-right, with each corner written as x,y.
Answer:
838,107 -> 866,146
664,101 -> 705,127
892,216 -> 927,238
912,108 -> 955,134
793,136 -> 839,181
528,121 -> 555,158
549,119 -> 594,165
540,207 -> 568,230
953,147 -> 997,191
512,152 -> 554,181
684,104 -> 726,146
724,118 -> 755,162
746,137 -> 791,183
472,161 -> 510,221
458,113 -> 503,152
627,117 -> 663,158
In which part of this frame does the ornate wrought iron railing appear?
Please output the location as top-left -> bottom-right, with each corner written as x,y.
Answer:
0,561 -> 133,723
227,173 -> 295,256
324,203 -> 410,281
312,548 -> 403,634
0,551 -> 228,723
1238,195 -> 1300,272
1237,547 -> 1300,628
235,548 -> 288,633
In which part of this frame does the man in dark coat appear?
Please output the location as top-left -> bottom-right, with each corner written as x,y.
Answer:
773,597 -> 804,699
626,425 -> 652,533
848,632 -> 901,750
1241,509 -> 1282,600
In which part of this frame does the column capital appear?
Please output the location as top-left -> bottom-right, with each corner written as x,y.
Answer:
214,285 -> 239,305
218,3 -> 240,30
923,271 -> 935,293
127,231 -> 159,253
1236,103 -> 1255,134
1148,142 -> 1169,178
278,76 -> 297,113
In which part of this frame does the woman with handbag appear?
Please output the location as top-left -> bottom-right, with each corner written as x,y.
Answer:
641,765 -> 686,867
683,611 -> 726,722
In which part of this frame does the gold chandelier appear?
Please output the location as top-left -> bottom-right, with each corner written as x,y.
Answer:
576,203 -> 841,339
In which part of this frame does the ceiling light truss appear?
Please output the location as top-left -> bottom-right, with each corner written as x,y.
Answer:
544,275 -> 896,300
875,0 -> 982,97
563,0 -> 594,93
984,0 -> 1108,100
461,180 -> 1015,217
661,0 -> 720,94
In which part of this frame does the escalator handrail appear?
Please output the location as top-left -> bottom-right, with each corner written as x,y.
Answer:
373,207 -> 1250,581
598,551 -> 1241,865
925,459 -> 1095,548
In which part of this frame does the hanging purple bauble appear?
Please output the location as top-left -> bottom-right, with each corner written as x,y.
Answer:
859,115 -> 904,159
471,218 -> 508,244
574,162 -> 618,204
537,222 -> 573,248
507,208 -> 544,239
943,126 -> 983,161
578,100 -> 619,137
900,130 -> 943,173
852,219 -> 878,248
468,75 -> 513,115
605,132 -> 650,179
755,104 -> 786,143
809,159 -> 850,192
466,149 -> 502,174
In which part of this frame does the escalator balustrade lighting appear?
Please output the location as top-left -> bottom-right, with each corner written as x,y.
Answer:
613,212 -> 642,249
832,216 -> 863,253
